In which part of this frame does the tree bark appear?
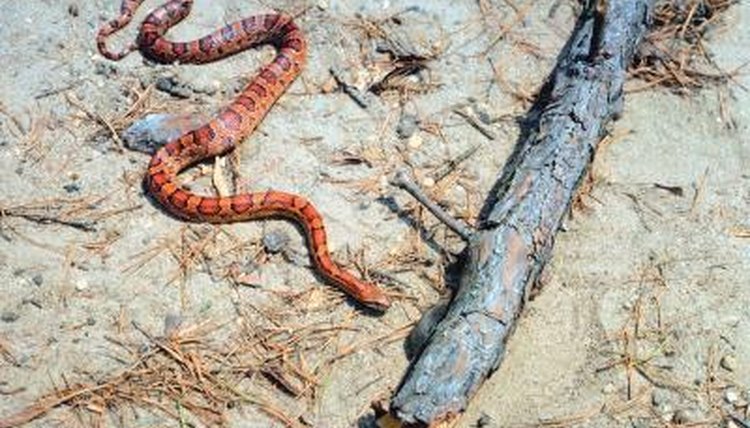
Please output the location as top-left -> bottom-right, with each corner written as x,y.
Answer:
390,0 -> 657,425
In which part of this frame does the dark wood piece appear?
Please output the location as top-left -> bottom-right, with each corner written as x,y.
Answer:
390,0 -> 656,425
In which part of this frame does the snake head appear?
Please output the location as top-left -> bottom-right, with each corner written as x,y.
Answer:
359,288 -> 391,312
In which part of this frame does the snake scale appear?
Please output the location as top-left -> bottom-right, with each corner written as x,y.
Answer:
97,0 -> 391,310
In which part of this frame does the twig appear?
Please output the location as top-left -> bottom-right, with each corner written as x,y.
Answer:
329,66 -> 370,109
452,107 -> 497,140
429,144 -> 481,183
0,209 -> 96,232
65,92 -> 125,152
391,169 -> 474,242
731,415 -> 750,428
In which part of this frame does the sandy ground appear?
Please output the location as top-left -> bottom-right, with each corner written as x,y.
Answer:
0,1 -> 748,427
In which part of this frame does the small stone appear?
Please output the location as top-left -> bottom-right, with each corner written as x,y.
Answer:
316,0 -> 328,10
68,3 -> 79,17
673,408 -> 701,424
63,182 -> 81,193
32,274 -> 44,286
155,76 -> 191,99
476,413 -> 494,427
1,311 -> 20,323
93,61 -> 117,77
726,420 -> 740,428
396,113 -> 419,139
721,354 -> 737,372
657,404 -> 674,422
192,80 -> 220,96
298,410 -> 316,426
407,133 -> 423,149
74,278 -> 89,291
652,388 -> 669,407
263,230 -> 290,254
86,317 -> 96,326
472,103 -> 492,125
725,388 -> 740,404
163,313 -> 183,336
422,177 -> 435,188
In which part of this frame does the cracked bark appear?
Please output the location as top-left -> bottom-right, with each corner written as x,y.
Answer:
390,0 -> 656,425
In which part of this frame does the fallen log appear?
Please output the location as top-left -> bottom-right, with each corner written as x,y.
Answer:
390,0 -> 657,425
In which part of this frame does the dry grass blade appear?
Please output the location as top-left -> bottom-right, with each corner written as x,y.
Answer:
0,321 -> 299,427
65,92 -> 125,152
0,196 -> 134,232
0,312 -> 398,428
0,337 -> 19,367
629,0 -> 741,93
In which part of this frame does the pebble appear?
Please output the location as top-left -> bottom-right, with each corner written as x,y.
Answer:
652,388 -> 669,407
191,79 -> 220,96
476,413 -> 494,427
652,388 -> 674,422
32,274 -> 44,286
63,182 -> 81,193
725,387 -> 740,404
1,311 -> 20,323
657,404 -> 674,423
396,113 -> 419,139
721,354 -> 737,372
473,103 -> 492,125
93,61 -> 117,77
672,408 -> 701,424
602,382 -> 617,394
155,76 -> 191,99
163,313 -> 183,336
298,411 -> 316,426
74,278 -> 89,291
263,230 -> 290,254
68,3 -> 79,17
407,133 -> 423,149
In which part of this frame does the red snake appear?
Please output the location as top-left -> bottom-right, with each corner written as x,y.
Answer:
97,0 -> 391,311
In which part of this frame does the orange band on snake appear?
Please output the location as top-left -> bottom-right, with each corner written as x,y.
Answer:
97,0 -> 390,310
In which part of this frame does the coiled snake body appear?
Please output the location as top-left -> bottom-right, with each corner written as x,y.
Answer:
97,0 -> 390,310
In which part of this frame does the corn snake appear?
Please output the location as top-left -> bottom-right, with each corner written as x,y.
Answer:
97,0 -> 391,310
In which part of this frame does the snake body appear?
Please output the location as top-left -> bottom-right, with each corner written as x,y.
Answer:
97,0 -> 390,310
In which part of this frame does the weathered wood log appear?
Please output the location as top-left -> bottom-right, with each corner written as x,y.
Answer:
390,0 -> 657,425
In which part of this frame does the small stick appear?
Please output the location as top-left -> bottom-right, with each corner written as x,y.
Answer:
452,106 -> 497,140
329,67 -> 370,109
0,209 -> 97,232
731,415 -> 750,428
65,92 -> 124,152
391,169 -> 474,242
34,82 -> 80,100
429,144 -> 481,183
